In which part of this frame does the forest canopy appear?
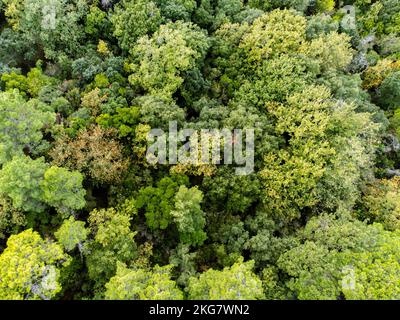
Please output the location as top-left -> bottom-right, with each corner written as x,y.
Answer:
0,0 -> 400,300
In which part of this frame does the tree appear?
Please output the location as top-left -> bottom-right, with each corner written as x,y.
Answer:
362,59 -> 400,90
104,262 -> 183,300
277,215 -> 399,300
202,167 -> 261,214
80,87 -> 108,117
306,14 -> 338,40
41,166 -> 86,217
188,258 -> 264,299
3,0 -> 89,60
260,84 -> 380,221
245,212 -> 298,267
341,224 -> 400,300
96,106 -> 141,138
0,155 -> 89,218
229,54 -> 311,107
171,185 -> 207,246
317,72 -> 376,113
340,229 -> 400,300
0,90 -> 55,164
277,241 -> 342,300
315,0 -> 335,13
0,229 -> 69,300
156,0 -> 196,22
300,214 -> 382,252
314,103 -> 381,213
136,95 -> 186,129
260,86 -> 336,221
248,0 -> 311,12
360,177 -> 400,231
0,156 -> 48,213
239,9 -> 307,64
169,243 -> 198,286
0,26 -> 39,67
49,126 -> 130,185
1,64 -> 56,98
376,71 -> 400,109
378,0 -> 400,35
55,216 -> 87,252
0,194 -> 26,241
301,32 -> 354,72
86,207 -> 138,288
136,175 -> 189,230
128,20 -> 209,99
205,213 -> 250,267
84,5 -> 109,38
194,0 -> 261,30
1,0 -> 399,302
110,0 -> 162,53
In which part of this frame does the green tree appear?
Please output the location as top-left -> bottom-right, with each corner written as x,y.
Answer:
260,84 -> 380,221
136,175 -> 189,230
169,243 -> 198,286
245,212 -> 298,267
2,0 -> 90,63
86,207 -> 138,289
0,155 -> 88,216
341,229 -> 400,300
378,0 -> 400,35
1,64 -> 56,98
0,229 -> 69,300
155,0 -> 196,21
96,106 -> 141,138
171,185 -> 207,246
84,5 -> 108,37
105,262 -> 183,300
110,0 -> 162,53
277,216 -> 396,300
209,215 -> 249,259
136,95 -> 186,129
41,166 -> 86,217
0,195 -> 26,241
315,0 -> 335,13
128,20 -> 209,99
278,241 -> 342,300
239,9 -> 306,64
0,90 -> 55,164
300,214 -> 382,252
360,177 -> 400,231
301,32 -> 354,72
55,216 -> 88,252
306,14 -> 338,39
260,86 -> 336,221
362,59 -> 400,90
376,71 -> 400,109
0,156 -> 48,213
188,258 -> 264,299
248,0 -> 311,12
202,167 -> 260,214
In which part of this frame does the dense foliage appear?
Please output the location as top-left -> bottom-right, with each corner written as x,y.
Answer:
0,0 -> 400,300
